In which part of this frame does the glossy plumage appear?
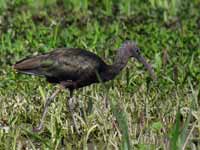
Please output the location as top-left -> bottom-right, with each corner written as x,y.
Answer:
14,48 -> 109,90
13,41 -> 156,132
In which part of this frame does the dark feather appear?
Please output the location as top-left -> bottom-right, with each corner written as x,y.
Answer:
14,44 -> 155,90
14,48 -> 108,88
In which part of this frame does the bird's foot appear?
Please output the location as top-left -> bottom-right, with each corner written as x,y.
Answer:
32,124 -> 43,132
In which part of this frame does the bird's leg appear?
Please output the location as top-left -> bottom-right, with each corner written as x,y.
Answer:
104,87 -> 110,109
33,88 -> 61,132
68,90 -> 80,134
104,95 -> 109,109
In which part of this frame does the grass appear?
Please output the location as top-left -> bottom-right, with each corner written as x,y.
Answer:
0,0 -> 200,149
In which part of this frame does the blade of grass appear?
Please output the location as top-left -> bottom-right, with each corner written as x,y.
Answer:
170,108 -> 181,150
181,122 -> 196,150
110,98 -> 130,150
22,128 -> 52,148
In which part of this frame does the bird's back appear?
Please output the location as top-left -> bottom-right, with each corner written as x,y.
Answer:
14,48 -> 108,87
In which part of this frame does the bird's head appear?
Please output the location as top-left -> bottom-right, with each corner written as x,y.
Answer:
121,41 -> 156,80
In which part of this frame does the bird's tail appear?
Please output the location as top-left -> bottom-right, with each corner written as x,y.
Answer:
13,55 -> 47,76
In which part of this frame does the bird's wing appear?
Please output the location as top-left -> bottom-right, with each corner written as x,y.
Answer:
47,48 -> 107,81
14,48 -> 105,82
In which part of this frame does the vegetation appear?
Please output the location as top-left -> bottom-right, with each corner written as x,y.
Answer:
0,0 -> 199,149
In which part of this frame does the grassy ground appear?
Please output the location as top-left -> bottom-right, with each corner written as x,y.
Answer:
0,0 -> 200,149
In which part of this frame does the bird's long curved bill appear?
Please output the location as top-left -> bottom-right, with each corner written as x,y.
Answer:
137,56 -> 157,80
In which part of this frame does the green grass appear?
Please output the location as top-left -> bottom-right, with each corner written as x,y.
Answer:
0,0 -> 200,149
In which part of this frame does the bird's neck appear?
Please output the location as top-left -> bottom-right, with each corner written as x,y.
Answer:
113,50 -> 129,73
101,48 -> 129,81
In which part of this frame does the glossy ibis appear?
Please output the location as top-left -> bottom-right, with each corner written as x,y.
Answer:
13,41 -> 156,133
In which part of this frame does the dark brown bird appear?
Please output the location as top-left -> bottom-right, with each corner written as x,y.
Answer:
13,41 -> 156,133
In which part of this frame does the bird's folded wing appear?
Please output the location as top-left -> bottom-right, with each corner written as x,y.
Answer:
14,48 -> 104,81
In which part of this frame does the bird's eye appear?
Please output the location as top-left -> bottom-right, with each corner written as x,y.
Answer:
136,48 -> 140,54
